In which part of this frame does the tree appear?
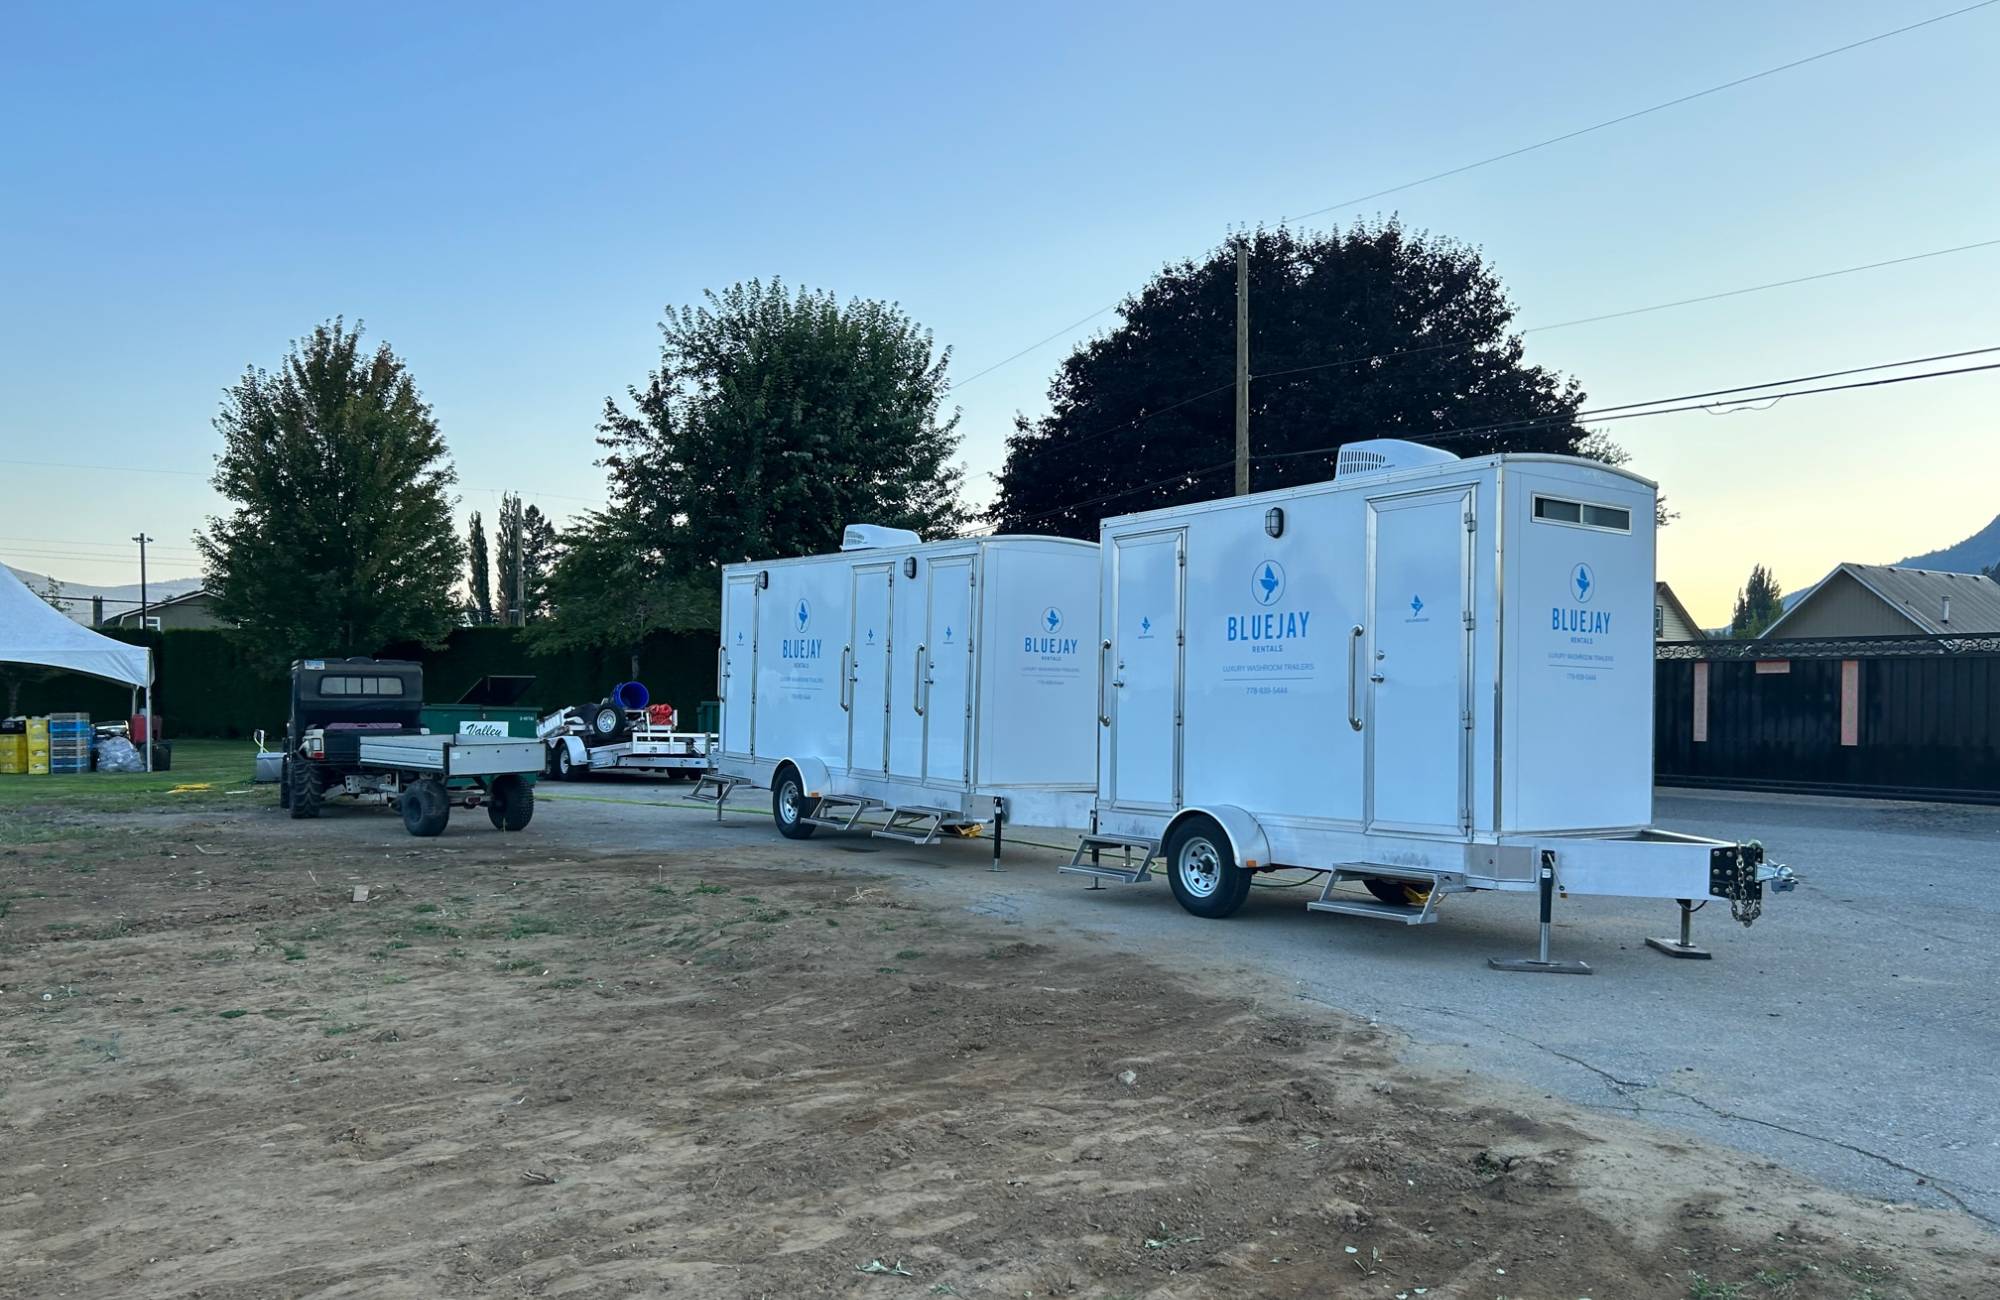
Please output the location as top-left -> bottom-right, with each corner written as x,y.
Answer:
196,320 -> 466,664
494,494 -> 560,624
990,222 -> 1598,537
539,279 -> 965,649
1730,564 -> 1786,638
466,511 -> 493,624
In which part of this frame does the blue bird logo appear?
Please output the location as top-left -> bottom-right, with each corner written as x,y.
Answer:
1252,560 -> 1286,606
1410,594 -> 1424,616
1572,563 -> 1595,603
796,599 -> 810,630
1045,606 -> 1063,634
1140,615 -> 1152,634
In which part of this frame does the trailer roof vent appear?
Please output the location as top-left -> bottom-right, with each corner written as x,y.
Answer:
1334,438 -> 1459,479
840,524 -> 924,551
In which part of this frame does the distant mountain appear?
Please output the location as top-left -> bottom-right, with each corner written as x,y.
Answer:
5,565 -> 204,625
1898,513 -> 2000,575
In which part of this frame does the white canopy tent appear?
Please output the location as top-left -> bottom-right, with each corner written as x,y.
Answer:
1,563 -> 154,770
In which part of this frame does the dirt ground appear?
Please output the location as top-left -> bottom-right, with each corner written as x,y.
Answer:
2,804 -> 1995,1300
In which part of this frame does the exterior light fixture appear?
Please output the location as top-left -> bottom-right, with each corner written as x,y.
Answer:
1264,506 -> 1285,539
904,556 -> 918,579
758,570 -> 769,589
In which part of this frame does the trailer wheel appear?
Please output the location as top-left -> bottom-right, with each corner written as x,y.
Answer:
1165,815 -> 1251,919
401,779 -> 450,837
556,745 -> 581,781
589,702 -> 624,739
772,765 -> 819,840
486,775 -> 535,831
288,760 -> 325,820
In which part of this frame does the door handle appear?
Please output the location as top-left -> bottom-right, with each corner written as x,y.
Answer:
912,643 -> 927,716
716,647 -> 727,699
1097,639 -> 1112,726
838,646 -> 852,711
1347,625 -> 1365,731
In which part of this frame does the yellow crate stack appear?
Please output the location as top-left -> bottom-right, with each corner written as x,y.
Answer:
0,733 -> 26,774
24,717 -> 51,775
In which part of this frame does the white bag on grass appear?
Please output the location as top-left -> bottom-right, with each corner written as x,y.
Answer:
96,736 -> 145,773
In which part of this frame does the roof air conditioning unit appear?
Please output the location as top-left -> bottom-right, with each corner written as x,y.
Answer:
840,524 -> 924,551
1334,438 -> 1459,479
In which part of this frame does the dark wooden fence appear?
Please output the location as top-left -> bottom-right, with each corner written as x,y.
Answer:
1656,635 -> 2000,804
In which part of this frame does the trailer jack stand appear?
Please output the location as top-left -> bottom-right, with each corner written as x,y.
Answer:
1645,899 -> 1712,959
989,798 -> 1005,873
1489,852 -> 1593,975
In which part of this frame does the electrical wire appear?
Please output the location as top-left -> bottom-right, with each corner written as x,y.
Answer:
1284,2 -> 2000,223
947,2 -> 1999,388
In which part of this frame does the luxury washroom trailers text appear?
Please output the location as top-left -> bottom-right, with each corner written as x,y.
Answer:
1077,440 -> 1788,955
713,527 -> 1102,843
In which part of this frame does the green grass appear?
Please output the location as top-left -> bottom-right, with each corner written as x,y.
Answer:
0,740 -> 260,811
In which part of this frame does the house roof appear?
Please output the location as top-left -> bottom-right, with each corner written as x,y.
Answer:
110,588 -> 211,622
1761,563 -> 2000,637
1654,581 -> 1706,640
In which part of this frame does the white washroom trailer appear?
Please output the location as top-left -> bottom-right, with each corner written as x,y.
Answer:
1069,440 -> 1792,969
706,526 -> 1101,850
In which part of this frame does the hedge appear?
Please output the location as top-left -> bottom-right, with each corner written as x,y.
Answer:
13,626 -> 718,739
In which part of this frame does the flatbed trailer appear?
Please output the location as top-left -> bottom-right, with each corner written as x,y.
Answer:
539,708 -> 717,781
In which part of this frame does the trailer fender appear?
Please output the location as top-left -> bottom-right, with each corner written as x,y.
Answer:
553,735 -> 588,770
776,755 -> 833,799
1167,805 -> 1272,872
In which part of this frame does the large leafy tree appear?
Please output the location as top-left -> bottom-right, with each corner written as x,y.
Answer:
1730,564 -> 1786,638
196,320 -> 465,663
539,279 -> 964,648
990,222 -> 1594,536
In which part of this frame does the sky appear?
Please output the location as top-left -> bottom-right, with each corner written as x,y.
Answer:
3,0 -> 1996,626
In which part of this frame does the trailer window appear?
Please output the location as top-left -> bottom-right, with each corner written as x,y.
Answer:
1533,495 -> 1630,533
318,675 -> 406,697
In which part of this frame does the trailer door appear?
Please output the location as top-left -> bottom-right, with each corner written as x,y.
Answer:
1107,528 -> 1184,811
721,573 -> 759,759
923,555 -> 976,785
1365,488 -> 1472,834
847,563 -> 893,774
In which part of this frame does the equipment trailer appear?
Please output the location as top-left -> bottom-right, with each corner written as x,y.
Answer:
280,657 -> 545,837
539,688 -> 717,782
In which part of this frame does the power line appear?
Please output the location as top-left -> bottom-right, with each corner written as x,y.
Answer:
998,237 -> 2000,459
1284,1 -> 2000,223
990,349 -> 2000,529
948,2 -> 1998,389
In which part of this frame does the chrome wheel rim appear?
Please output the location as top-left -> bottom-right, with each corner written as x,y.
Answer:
778,779 -> 801,824
1178,836 -> 1222,899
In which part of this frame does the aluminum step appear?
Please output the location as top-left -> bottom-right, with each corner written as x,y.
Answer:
804,795 -> 882,831
1305,867 -> 1467,925
869,805 -> 958,846
689,773 -> 746,805
1060,833 -> 1161,885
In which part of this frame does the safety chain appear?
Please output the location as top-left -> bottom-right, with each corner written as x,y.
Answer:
1729,841 -> 1763,927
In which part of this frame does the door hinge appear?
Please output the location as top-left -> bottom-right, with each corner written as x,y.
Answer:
1177,551 -> 1186,566
1176,631 -> 1185,646
1464,510 -> 1476,531
1463,610 -> 1476,629
1463,710 -> 1475,730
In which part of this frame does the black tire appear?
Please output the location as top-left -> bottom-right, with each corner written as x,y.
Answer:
486,774 -> 535,831
544,744 -> 563,779
771,765 -> 819,840
288,760 -> 324,820
400,779 -> 450,837
555,744 -> 581,781
589,702 -> 624,739
1164,815 -> 1251,919
279,758 -> 292,809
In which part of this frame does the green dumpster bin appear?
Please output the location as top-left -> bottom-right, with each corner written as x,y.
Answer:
422,676 -> 542,784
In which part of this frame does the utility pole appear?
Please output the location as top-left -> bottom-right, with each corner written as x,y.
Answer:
514,515 -> 525,628
1234,244 -> 1250,495
131,534 -> 153,625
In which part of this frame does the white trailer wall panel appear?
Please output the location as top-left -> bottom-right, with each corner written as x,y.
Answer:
718,536 -> 1099,820
1097,453 -> 1659,869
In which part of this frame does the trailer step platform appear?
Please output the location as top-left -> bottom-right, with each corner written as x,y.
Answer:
689,773 -> 748,820
1305,867 -> 1466,925
1060,833 -> 1161,885
805,794 -> 884,831
871,805 -> 962,846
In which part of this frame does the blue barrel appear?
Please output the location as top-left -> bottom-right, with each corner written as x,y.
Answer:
611,681 -> 649,711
